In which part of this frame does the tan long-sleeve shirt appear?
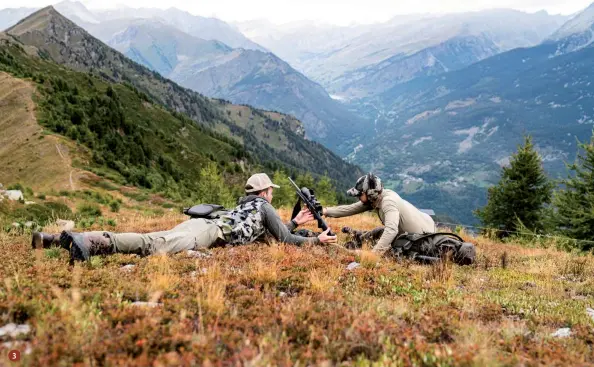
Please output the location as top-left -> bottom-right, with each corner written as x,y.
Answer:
325,189 -> 435,255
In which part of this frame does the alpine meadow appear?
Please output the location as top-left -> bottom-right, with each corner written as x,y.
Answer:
1,1 -> 594,366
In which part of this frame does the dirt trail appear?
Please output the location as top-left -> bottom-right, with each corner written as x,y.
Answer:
54,143 -> 76,190
55,144 -> 65,160
0,72 -> 75,191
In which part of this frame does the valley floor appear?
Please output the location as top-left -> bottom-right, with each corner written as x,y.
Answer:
0,210 -> 593,366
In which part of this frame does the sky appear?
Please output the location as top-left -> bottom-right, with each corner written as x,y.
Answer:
0,0 -> 592,25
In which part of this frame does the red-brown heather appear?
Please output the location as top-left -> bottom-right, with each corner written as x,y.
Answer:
0,209 -> 593,366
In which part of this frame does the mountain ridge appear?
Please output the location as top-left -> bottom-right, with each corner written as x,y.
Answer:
237,9 -> 569,101
5,6 -> 363,190
89,16 -> 365,149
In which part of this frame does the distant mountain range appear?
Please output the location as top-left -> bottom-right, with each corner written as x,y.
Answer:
92,18 -> 363,147
0,1 -> 263,51
237,10 -> 569,100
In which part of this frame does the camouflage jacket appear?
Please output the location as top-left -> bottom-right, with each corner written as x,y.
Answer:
215,196 -> 319,246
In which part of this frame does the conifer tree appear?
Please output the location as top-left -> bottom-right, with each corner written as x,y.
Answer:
314,175 -> 338,206
197,162 -> 234,207
296,172 -> 315,189
475,136 -> 552,235
552,133 -> 594,250
272,170 -> 295,208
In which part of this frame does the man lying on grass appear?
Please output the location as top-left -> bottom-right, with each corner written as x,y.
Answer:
31,173 -> 337,262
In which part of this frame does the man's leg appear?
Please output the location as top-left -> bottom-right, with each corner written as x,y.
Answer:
361,227 -> 385,242
342,226 -> 385,249
108,218 -> 223,256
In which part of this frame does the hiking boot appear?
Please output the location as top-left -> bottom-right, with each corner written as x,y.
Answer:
60,231 -> 115,262
31,232 -> 60,249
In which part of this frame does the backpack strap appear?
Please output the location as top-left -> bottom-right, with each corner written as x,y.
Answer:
406,232 -> 464,242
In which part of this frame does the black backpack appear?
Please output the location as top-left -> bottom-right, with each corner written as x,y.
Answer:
391,232 -> 476,265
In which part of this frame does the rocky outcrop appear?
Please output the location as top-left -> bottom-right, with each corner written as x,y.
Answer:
0,189 -> 24,201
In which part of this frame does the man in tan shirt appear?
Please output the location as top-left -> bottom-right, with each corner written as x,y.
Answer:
323,173 -> 436,256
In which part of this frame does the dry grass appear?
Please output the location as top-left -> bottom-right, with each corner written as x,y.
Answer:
1,208 -> 594,366
197,262 -> 227,317
308,266 -> 342,293
427,255 -> 454,284
146,255 -> 179,294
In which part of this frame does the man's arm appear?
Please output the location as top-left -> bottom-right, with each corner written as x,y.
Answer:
261,203 -> 319,245
371,203 -> 400,256
324,201 -> 370,218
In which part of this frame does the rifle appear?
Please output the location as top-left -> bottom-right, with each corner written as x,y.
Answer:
288,177 -> 334,236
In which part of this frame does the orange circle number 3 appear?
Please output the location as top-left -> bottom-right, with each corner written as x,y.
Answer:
8,350 -> 21,362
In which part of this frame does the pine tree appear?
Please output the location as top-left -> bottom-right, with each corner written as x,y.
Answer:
296,172 -> 315,189
314,175 -> 338,206
552,133 -> 594,250
197,162 -> 234,207
475,136 -> 552,235
272,170 -> 296,208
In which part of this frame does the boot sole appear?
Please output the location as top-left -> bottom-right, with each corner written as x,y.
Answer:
31,232 -> 43,250
70,242 -> 87,262
61,231 -> 89,262
59,231 -> 72,251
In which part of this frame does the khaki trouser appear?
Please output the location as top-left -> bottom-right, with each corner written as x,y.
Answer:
103,218 -> 224,256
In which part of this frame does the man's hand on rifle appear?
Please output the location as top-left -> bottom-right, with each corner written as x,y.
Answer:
293,208 -> 315,225
318,228 -> 337,244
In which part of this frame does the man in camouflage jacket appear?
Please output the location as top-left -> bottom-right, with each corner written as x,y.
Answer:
32,173 -> 337,262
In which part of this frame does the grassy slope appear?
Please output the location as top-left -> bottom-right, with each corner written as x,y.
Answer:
0,37 -> 254,203
4,7 -> 363,188
0,210 -> 593,366
0,72 -> 86,192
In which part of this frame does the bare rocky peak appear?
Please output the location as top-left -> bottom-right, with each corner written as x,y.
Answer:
7,6 -> 60,36
549,2 -> 594,41
6,6 -> 118,72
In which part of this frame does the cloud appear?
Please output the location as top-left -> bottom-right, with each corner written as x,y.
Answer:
0,0 -> 591,24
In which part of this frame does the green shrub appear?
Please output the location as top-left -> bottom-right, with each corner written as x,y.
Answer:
44,202 -> 74,219
122,191 -> 150,202
45,248 -> 62,259
93,180 -> 119,191
10,202 -> 73,226
109,200 -> 121,213
7,183 -> 24,191
77,203 -> 102,217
